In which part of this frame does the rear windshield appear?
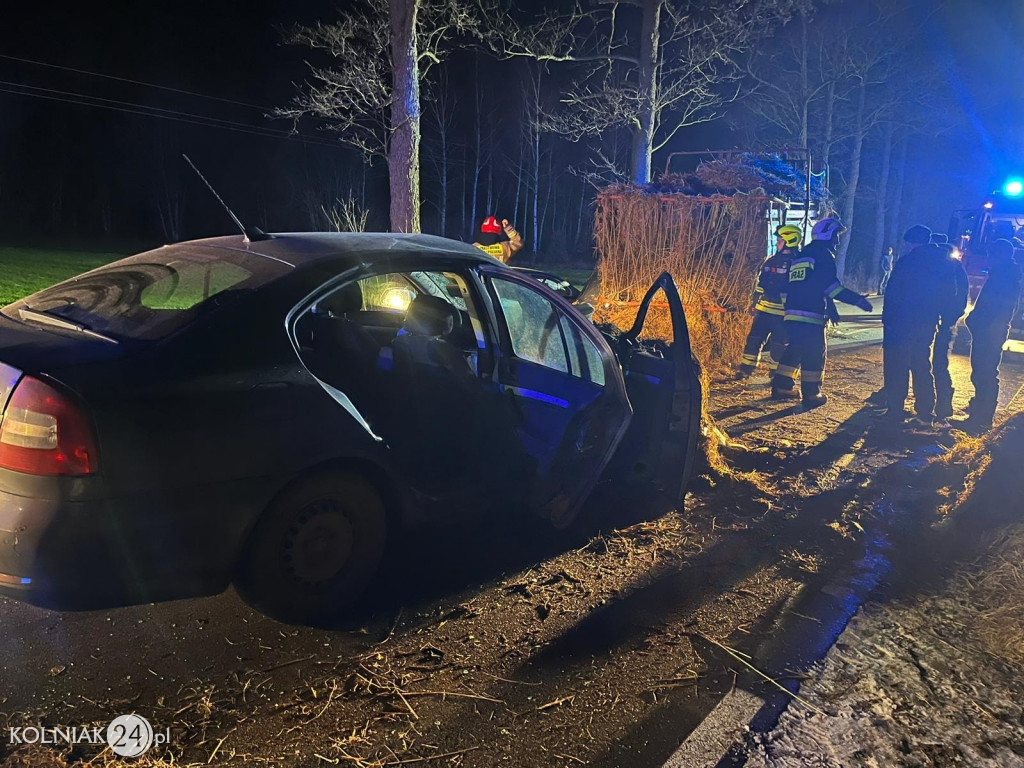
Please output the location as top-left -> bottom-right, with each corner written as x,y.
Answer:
2,244 -> 291,341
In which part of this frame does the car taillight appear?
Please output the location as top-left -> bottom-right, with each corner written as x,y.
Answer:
0,376 -> 98,476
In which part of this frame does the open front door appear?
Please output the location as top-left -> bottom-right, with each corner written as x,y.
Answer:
602,272 -> 702,507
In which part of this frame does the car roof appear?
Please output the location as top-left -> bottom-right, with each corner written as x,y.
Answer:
183,232 -> 502,270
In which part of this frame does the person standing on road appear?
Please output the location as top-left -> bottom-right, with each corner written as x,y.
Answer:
735,225 -> 802,379
881,225 -> 956,423
879,247 -> 895,295
958,239 -> 1023,433
933,244 -> 970,420
770,217 -> 873,410
473,216 -> 523,263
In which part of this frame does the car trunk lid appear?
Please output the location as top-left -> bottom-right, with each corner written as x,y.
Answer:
0,314 -> 132,372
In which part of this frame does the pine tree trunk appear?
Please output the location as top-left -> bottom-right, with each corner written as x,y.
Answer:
439,125 -> 448,237
821,81 -> 836,171
388,0 -> 421,233
836,82 -> 866,279
540,149 -> 553,242
575,182 -> 586,252
871,123 -> 894,269
513,141 -> 524,230
460,144 -> 468,238
799,13 -> 809,149
470,57 -> 482,235
532,126 -> 540,254
630,0 -> 661,185
485,144 -> 494,216
887,138 -> 909,252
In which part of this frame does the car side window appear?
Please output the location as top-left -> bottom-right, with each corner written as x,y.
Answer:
489,277 -> 569,374
559,312 -> 606,386
356,273 -> 419,313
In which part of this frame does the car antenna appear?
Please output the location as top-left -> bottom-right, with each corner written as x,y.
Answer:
182,154 -> 272,242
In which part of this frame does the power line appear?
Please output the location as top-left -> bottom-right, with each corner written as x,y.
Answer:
0,78 -> 314,142
0,85 -> 345,149
0,52 -> 271,111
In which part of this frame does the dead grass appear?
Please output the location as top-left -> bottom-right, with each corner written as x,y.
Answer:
964,526 -> 1024,666
936,413 -> 1024,666
936,413 -> 1024,519
593,189 -> 764,379
0,748 -> 186,768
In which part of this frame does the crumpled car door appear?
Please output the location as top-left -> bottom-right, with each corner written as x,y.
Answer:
601,272 -> 702,507
482,270 -> 632,528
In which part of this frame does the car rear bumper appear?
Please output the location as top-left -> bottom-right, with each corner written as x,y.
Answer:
0,472 -> 273,610
0,486 -> 119,607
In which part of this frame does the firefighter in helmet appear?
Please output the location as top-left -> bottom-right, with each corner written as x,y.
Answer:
736,224 -> 802,379
473,216 -> 523,263
771,217 -> 873,410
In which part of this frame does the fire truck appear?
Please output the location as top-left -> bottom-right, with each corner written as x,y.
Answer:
948,179 -> 1024,347
948,178 -> 1024,300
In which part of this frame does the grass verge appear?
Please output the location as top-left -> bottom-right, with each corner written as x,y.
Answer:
0,247 -> 120,306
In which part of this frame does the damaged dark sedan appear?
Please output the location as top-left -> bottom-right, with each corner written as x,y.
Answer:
0,233 -> 701,623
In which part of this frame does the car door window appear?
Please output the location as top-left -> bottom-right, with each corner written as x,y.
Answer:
559,312 -> 606,386
489,277 -> 569,374
357,273 -> 419,313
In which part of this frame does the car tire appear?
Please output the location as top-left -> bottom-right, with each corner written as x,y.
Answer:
235,472 -> 387,625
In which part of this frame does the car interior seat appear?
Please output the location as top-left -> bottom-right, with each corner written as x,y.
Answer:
393,295 -> 473,374
391,295 -> 481,485
299,282 -> 385,412
310,282 -> 377,357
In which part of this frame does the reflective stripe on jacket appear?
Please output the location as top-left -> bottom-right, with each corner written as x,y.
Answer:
473,225 -> 523,263
782,240 -> 861,324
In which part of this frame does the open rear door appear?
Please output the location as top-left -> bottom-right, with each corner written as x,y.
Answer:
601,272 -> 702,507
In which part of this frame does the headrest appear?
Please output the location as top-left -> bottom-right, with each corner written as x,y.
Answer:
319,282 -> 363,316
402,295 -> 456,337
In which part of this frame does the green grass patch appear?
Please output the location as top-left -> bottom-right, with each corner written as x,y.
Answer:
0,247 -> 121,306
527,263 -> 597,290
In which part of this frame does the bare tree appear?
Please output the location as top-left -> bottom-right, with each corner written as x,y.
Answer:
323,194 -> 371,232
486,0 -> 803,184
423,71 -> 455,236
742,2 -> 943,277
280,0 -> 481,232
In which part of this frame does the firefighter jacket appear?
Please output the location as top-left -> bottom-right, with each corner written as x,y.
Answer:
473,223 -> 523,263
752,249 -> 792,316
967,251 -> 1022,333
882,244 -> 957,335
781,240 -> 863,325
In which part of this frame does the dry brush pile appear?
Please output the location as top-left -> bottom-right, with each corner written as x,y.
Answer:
592,188 -> 769,377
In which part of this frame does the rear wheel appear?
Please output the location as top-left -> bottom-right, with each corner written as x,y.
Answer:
235,472 -> 387,624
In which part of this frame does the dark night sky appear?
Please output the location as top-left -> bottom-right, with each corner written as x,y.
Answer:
1,0 -> 1023,250
921,1 -> 1024,183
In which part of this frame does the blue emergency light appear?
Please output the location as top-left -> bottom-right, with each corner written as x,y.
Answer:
1003,178 -> 1024,197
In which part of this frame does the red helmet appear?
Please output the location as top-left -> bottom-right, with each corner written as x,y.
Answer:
481,216 -> 502,234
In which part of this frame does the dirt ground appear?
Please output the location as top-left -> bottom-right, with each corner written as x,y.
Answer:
748,418 -> 1024,768
2,345 -> 1023,768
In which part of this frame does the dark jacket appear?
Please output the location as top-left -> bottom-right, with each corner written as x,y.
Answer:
782,239 -> 864,325
940,253 -> 970,326
967,252 -> 1022,333
882,244 -> 957,334
752,249 -> 793,316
